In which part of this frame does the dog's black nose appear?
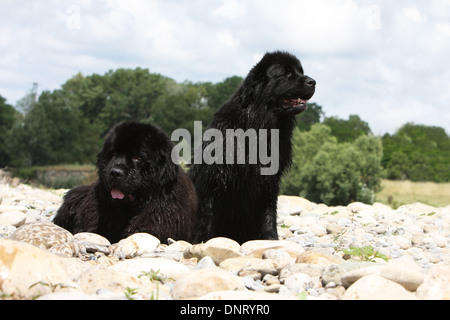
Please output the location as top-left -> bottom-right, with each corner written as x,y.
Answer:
305,77 -> 316,87
110,168 -> 124,178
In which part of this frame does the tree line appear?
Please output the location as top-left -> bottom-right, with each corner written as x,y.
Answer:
1,67 -> 449,204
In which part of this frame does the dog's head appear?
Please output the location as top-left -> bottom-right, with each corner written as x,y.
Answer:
97,122 -> 177,202
247,51 -> 316,116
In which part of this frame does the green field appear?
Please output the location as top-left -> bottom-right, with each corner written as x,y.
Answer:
376,179 -> 450,208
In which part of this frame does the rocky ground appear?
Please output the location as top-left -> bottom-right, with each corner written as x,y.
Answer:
1,170 -> 449,300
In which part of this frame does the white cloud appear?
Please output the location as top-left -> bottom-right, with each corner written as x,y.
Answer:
213,0 -> 246,19
402,6 -> 423,23
216,31 -> 238,48
0,0 -> 449,135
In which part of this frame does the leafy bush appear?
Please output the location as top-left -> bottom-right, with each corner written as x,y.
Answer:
11,167 -> 37,181
382,123 -> 450,182
281,124 -> 383,205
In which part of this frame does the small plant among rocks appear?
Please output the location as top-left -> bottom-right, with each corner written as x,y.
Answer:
124,287 -> 139,300
342,245 -> 389,262
138,269 -> 173,284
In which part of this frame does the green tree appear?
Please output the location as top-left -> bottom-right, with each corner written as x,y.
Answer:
61,68 -> 175,135
300,142 -> 363,205
62,72 -> 107,125
204,76 -> 243,110
0,95 -> 21,166
151,82 -> 213,137
382,123 -> 450,182
385,151 -> 409,180
281,124 -> 383,205
281,124 -> 336,196
15,83 -> 38,114
8,90 -> 99,166
323,114 -> 372,143
354,134 -> 383,193
98,68 -> 172,131
296,103 -> 324,131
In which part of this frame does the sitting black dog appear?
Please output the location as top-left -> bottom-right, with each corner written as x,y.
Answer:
189,51 -> 316,244
53,122 -> 197,244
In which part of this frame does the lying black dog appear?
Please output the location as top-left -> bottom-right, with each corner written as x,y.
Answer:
53,122 -> 197,244
189,51 -> 316,244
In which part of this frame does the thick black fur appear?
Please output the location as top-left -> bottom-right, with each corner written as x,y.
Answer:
53,122 -> 197,244
189,51 -> 316,244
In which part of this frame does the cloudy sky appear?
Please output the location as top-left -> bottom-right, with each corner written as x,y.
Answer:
1,0 -> 449,135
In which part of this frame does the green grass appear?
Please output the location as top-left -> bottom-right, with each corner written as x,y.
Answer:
376,179 -> 450,208
35,164 -> 96,171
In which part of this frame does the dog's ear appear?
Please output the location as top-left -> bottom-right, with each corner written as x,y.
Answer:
238,53 -> 277,107
96,136 -> 113,170
239,74 -> 266,108
160,151 -> 178,185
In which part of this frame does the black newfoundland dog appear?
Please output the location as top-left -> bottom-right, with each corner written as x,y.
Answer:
53,122 -> 197,244
189,51 -> 316,244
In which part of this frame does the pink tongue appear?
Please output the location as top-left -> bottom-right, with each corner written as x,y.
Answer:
111,188 -> 125,200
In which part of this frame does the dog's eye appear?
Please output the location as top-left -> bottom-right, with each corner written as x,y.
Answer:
286,72 -> 292,78
133,156 -> 143,162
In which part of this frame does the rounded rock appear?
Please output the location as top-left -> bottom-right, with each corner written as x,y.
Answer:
171,268 -> 245,299
296,251 -> 344,267
284,273 -> 314,293
342,275 -> 419,300
341,264 -> 425,291
9,221 -> 74,249
0,211 -> 27,227
74,232 -> 111,254
111,233 -> 160,259
184,237 -> 241,265
219,256 -> 278,276
240,239 -> 305,256
0,239 -> 76,299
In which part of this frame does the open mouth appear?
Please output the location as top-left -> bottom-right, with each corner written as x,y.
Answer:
111,188 -> 134,201
111,188 -> 125,200
282,98 -> 309,110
